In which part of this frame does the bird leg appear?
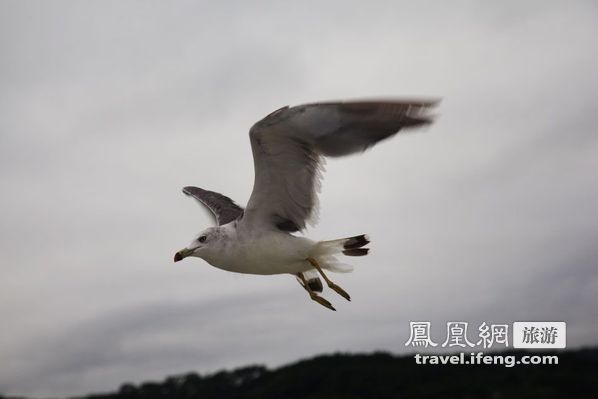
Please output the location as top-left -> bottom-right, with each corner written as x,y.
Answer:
296,272 -> 336,311
307,257 -> 351,301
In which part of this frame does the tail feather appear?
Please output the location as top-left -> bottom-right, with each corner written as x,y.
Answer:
311,234 -> 370,272
343,248 -> 369,256
343,234 -> 370,250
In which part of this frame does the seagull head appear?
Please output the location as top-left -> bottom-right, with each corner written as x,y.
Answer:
174,227 -> 218,262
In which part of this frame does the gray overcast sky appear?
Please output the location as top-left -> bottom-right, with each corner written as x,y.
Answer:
1,0 -> 597,397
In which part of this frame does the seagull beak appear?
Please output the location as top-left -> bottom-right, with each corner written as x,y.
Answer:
174,248 -> 193,262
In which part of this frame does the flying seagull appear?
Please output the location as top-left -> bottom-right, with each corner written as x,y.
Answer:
174,100 -> 437,310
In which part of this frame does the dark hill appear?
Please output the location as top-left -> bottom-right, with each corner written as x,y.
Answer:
3,348 -> 597,399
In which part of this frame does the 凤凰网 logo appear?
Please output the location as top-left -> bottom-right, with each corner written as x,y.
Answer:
405,321 -> 566,349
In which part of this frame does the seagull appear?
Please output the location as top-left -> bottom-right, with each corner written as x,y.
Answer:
174,100 -> 437,310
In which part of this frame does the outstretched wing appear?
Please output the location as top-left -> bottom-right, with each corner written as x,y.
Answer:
182,186 -> 244,226
243,100 -> 438,232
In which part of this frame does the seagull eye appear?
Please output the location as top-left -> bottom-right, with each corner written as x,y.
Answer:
198,235 -> 207,243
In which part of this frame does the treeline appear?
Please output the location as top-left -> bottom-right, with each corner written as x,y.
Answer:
5,348 -> 598,399
83,348 -> 597,399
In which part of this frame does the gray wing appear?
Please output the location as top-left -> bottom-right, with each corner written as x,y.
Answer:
243,99 -> 438,232
182,186 -> 244,226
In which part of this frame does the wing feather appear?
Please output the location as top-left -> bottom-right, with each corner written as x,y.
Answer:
243,99 -> 438,231
182,186 -> 244,226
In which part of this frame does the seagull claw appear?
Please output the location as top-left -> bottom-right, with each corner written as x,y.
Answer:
307,257 -> 351,302
297,271 -> 336,311
330,283 -> 351,302
310,293 -> 336,311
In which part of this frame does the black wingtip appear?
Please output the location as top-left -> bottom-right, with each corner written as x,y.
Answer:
182,186 -> 207,196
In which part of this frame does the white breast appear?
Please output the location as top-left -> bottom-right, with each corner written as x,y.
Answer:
203,230 -> 315,275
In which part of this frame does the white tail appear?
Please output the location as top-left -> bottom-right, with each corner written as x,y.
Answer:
309,234 -> 370,273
